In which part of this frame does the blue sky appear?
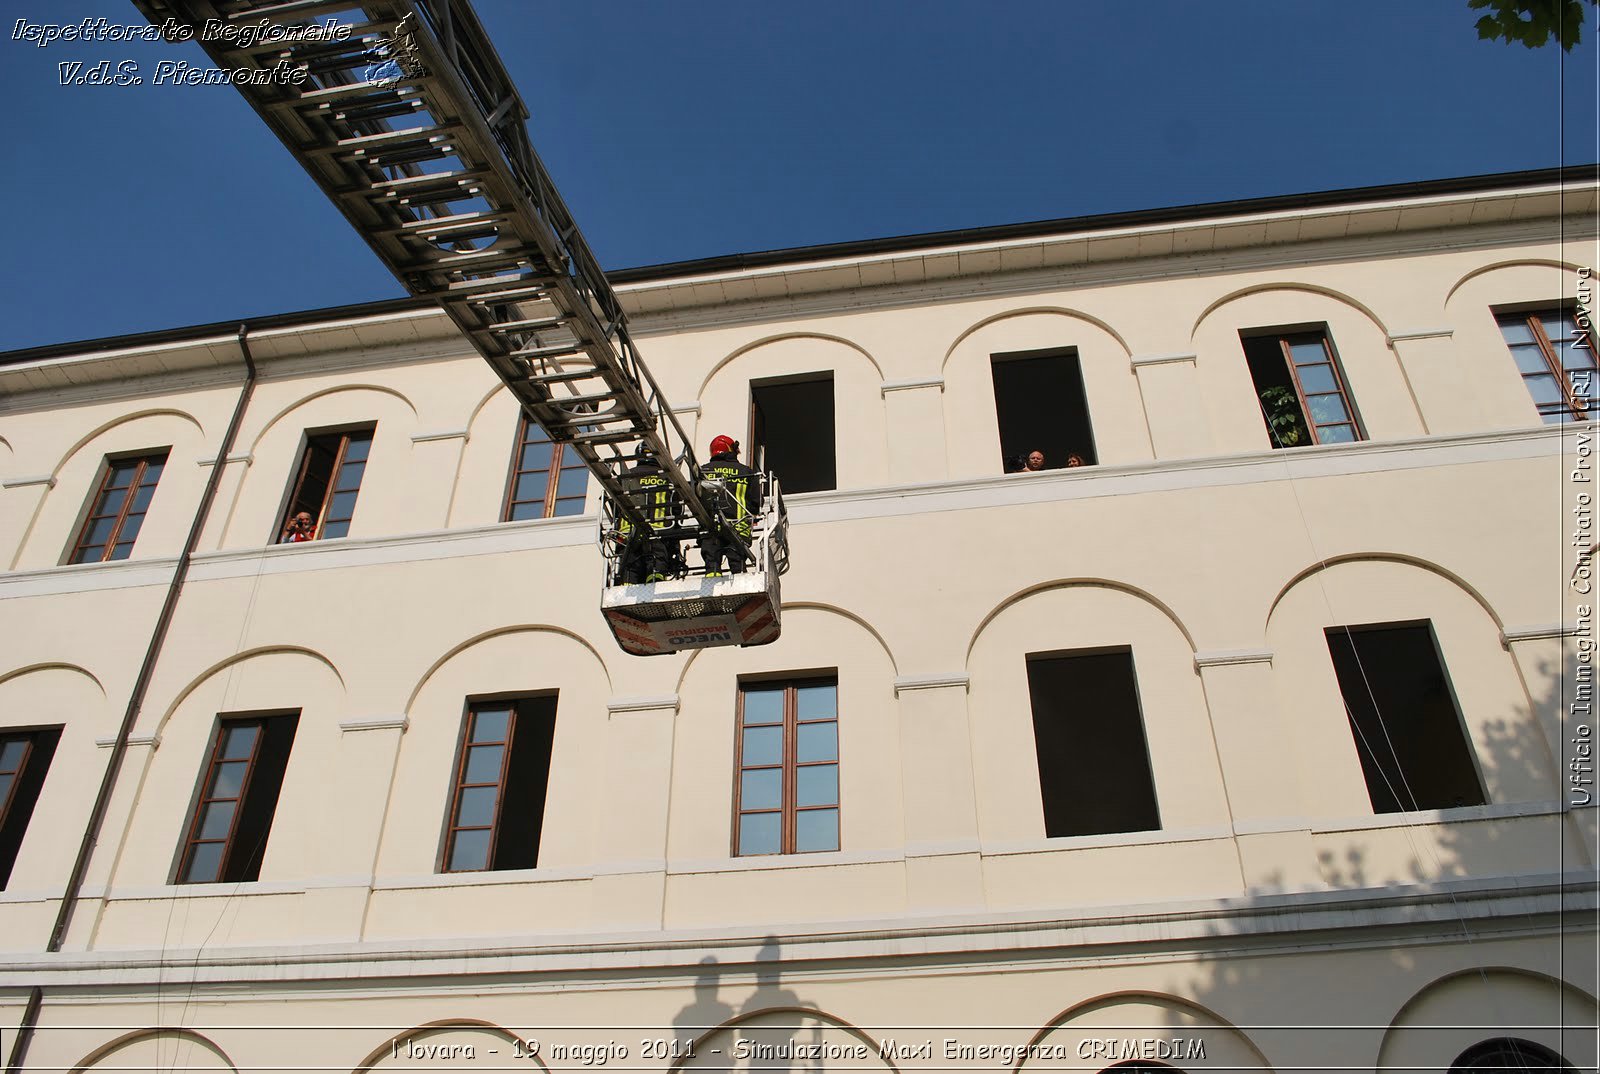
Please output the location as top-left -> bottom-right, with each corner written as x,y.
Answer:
2,1 -> 1596,351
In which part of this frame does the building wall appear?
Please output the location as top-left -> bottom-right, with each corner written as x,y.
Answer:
0,185 -> 1595,1071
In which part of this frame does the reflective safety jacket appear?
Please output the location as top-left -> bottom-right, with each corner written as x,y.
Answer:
702,451 -> 760,537
617,457 -> 676,537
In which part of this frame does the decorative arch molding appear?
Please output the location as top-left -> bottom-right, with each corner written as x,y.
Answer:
668,1006 -> 902,1074
1443,258 -> 1589,308
465,380 -> 512,434
404,623 -> 614,711
966,579 -> 1198,667
940,306 -> 1134,376
1019,989 -> 1272,1073
0,661 -> 107,698
671,600 -> 901,693
1386,966 -> 1600,1033
1377,965 -> 1598,1072
50,408 -> 207,479
71,1027 -> 238,1073
153,644 -> 346,736
353,1018 -> 549,1073
697,331 -> 885,397
1188,282 -> 1392,346
1264,552 -> 1506,633
244,383 -> 419,455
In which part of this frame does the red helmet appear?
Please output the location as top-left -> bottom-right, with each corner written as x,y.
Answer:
709,434 -> 738,456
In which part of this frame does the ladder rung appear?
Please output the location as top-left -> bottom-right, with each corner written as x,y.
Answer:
513,343 -> 584,361
310,125 -> 463,158
487,316 -> 566,334
525,369 -> 596,386
561,429 -> 642,445
295,74 -> 427,106
547,390 -> 621,408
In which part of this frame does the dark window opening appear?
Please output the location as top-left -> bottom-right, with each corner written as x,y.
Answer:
1241,329 -> 1361,447
750,375 -> 835,493
69,452 -> 168,563
1026,649 -> 1160,838
177,713 -> 298,884
1325,621 -> 1485,814
442,695 -> 557,872
0,727 -> 62,889
991,349 -> 1097,472
735,677 -> 839,855
504,415 -> 589,520
1496,306 -> 1596,423
1450,1037 -> 1574,1072
280,426 -> 373,541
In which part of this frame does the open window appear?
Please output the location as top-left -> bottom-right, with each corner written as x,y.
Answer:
1325,621 -> 1484,813
991,348 -> 1097,472
279,425 -> 373,541
750,374 -> 835,493
1026,648 -> 1160,838
68,451 -> 168,563
441,695 -> 557,872
176,713 -> 299,884
0,727 -> 62,889
1241,328 -> 1362,447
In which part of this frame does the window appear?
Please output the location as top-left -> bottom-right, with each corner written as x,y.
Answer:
441,696 -> 557,872
280,426 -> 372,540
1027,649 -> 1160,838
750,375 -> 835,493
734,678 -> 839,855
503,415 -> 589,520
176,713 -> 298,884
0,727 -> 62,889
1496,307 -> 1596,423
991,348 -> 1097,471
1325,621 -> 1484,813
1241,329 -> 1362,447
1450,1038 -> 1574,1072
68,452 -> 167,563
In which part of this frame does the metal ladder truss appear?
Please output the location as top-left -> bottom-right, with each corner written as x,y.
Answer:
128,0 -> 753,545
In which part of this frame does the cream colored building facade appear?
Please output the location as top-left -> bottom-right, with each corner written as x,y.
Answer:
0,170 -> 1597,1072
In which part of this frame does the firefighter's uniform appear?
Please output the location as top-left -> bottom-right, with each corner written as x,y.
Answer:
698,444 -> 761,576
617,454 -> 678,583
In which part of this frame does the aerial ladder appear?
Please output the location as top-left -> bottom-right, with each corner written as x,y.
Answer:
128,0 -> 790,655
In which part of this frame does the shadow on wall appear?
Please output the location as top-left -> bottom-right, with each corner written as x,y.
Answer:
1159,644 -> 1597,1072
673,937 -> 896,1074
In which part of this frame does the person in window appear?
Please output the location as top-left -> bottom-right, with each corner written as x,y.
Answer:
616,447 -> 679,583
281,511 -> 315,543
698,434 -> 761,577
1066,453 -> 1086,467
1024,450 -> 1046,471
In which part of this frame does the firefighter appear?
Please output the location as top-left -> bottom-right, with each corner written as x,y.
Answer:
616,446 -> 679,584
697,434 -> 761,577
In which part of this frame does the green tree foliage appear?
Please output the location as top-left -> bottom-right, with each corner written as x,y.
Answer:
1469,0 -> 1597,50
1259,386 -> 1310,447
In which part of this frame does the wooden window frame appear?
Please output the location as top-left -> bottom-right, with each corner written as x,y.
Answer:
0,734 -> 36,833
732,676 -> 840,856
176,717 -> 299,883
441,702 -> 516,872
1497,306 -> 1596,422
67,451 -> 168,564
502,414 -> 588,521
177,717 -> 264,884
280,426 -> 373,541
1276,330 -> 1363,445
